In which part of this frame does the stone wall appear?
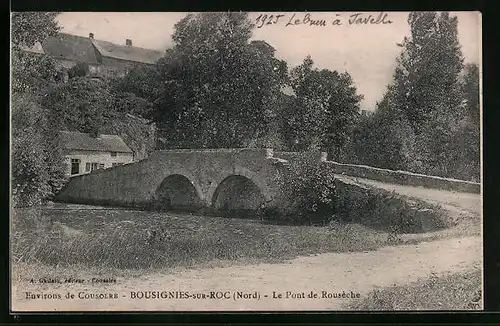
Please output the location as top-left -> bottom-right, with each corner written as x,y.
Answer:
273,151 -> 326,163
323,160 -> 480,194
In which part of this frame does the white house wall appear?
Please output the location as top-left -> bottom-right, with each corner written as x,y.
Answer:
65,150 -> 133,177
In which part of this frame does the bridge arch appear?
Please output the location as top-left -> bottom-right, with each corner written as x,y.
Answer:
152,165 -> 205,212
208,166 -> 272,213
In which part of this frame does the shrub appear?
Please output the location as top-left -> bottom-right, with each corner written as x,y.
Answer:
68,61 -> 90,79
11,94 -> 66,207
273,156 -> 337,223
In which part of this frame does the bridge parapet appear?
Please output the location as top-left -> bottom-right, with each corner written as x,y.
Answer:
273,150 -> 326,163
322,160 -> 480,194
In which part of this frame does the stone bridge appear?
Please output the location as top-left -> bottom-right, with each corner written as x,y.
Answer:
55,148 -> 480,217
55,148 -> 324,213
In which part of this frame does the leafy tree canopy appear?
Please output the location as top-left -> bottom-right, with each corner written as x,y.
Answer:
151,12 -> 288,149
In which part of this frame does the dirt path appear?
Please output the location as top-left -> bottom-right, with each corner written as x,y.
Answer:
335,175 -> 481,215
12,235 -> 481,312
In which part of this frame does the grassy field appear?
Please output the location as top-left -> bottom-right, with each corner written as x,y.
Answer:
11,204 -> 480,271
11,204 -> 383,270
347,267 -> 482,310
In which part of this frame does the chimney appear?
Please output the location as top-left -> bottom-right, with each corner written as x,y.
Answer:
89,32 -> 94,39
126,39 -> 132,46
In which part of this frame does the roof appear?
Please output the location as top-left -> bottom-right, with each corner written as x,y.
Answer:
19,41 -> 45,54
42,33 -> 99,65
91,39 -> 163,64
59,131 -> 133,153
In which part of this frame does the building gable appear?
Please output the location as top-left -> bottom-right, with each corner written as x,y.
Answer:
42,33 -> 99,65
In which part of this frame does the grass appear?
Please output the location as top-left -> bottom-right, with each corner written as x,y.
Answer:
347,267 -> 482,310
335,180 -> 451,234
12,205 -> 388,270
11,202 -> 480,271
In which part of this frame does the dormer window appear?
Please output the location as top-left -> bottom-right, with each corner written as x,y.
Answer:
111,152 -> 117,157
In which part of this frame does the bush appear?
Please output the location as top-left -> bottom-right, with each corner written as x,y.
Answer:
273,156 -> 337,223
11,93 -> 67,207
68,61 -> 90,79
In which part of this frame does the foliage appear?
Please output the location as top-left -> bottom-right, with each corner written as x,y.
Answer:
457,63 -> 480,181
11,94 -> 66,207
285,56 -> 363,159
351,12 -> 479,181
111,65 -> 162,103
41,77 -> 114,135
100,113 -> 157,161
68,61 -> 90,79
395,12 -> 464,133
11,12 -> 67,207
11,12 -> 60,50
351,86 -> 417,171
151,12 -> 288,149
42,76 -> 157,159
109,65 -> 162,119
273,156 -> 337,223
109,92 -> 154,117
11,50 -> 58,95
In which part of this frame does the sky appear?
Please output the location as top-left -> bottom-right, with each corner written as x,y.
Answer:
56,11 -> 481,110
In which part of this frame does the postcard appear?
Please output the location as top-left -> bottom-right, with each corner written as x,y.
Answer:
10,11 -> 482,312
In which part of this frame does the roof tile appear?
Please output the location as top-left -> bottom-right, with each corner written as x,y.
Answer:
42,33 -> 99,65
59,131 -> 133,153
91,39 -> 163,64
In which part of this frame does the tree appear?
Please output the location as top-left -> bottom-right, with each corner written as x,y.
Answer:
455,63 -> 480,180
351,85 -> 417,170
151,12 -> 288,149
11,12 -> 66,207
11,12 -> 60,50
286,56 -> 363,158
11,50 -> 58,94
394,12 -> 464,133
352,12 -> 477,180
109,65 -> 162,119
111,66 -> 162,102
43,75 -> 157,160
11,94 -> 52,207
323,72 -> 364,160
461,63 -> 480,127
42,77 -> 114,135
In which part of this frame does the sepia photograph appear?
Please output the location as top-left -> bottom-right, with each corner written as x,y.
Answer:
10,11 -> 482,312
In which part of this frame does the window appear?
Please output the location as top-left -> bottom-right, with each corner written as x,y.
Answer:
112,162 -> 123,167
99,163 -> 105,169
71,159 -> 80,175
85,163 -> 91,172
91,163 -> 98,171
111,152 -> 117,157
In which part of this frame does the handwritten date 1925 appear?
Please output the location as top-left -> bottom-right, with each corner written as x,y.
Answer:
254,14 -> 285,28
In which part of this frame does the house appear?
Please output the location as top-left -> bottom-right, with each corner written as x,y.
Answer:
38,33 -> 164,79
59,131 -> 134,177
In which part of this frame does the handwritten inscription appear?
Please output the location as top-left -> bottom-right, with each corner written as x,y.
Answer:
254,12 -> 393,28
285,13 -> 328,27
348,13 -> 393,25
